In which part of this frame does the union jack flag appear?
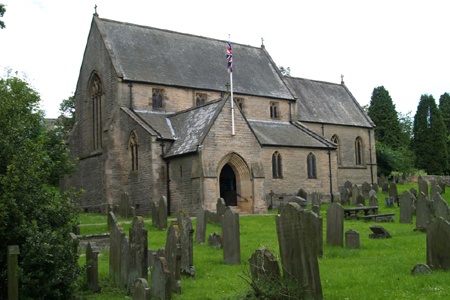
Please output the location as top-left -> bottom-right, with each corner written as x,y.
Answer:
227,41 -> 233,73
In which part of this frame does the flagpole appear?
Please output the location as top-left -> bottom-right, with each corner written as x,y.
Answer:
229,35 -> 235,136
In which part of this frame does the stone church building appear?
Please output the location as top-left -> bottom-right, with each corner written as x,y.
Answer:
62,14 -> 377,216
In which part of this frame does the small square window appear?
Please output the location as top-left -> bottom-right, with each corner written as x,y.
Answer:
152,89 -> 164,108
196,93 -> 207,106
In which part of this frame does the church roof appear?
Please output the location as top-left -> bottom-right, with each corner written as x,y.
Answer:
284,77 -> 374,128
96,17 -> 295,100
134,111 -> 175,140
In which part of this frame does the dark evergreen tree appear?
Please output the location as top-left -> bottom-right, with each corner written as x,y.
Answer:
439,92 -> 450,136
413,94 -> 448,174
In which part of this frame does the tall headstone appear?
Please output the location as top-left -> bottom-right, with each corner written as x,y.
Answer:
151,257 -> 172,300
120,192 -> 135,219
151,201 -> 159,228
248,248 -> 280,281
416,192 -> 432,229
382,182 -> 389,194
222,207 -> 241,265
369,195 -> 378,207
345,229 -> 360,249
216,198 -> 226,225
372,183 -> 379,193
128,217 -> 148,290
352,185 -> 360,206
380,174 -> 386,186
7,245 -> 19,300
419,178 -> 428,196
433,193 -> 450,221
317,216 -> 324,258
109,212 -> 128,287
177,210 -> 195,277
195,205 -> 207,244
427,218 -> 450,270
430,184 -> 442,199
438,181 -> 446,194
120,234 -> 130,288
389,183 -> 398,199
276,203 -> 322,300
399,191 -> 414,224
410,187 -> 417,198
340,187 -> 350,205
326,203 -> 344,247
312,205 -> 320,216
133,278 -> 150,300
158,196 -> 168,231
297,188 -> 308,201
165,222 -> 182,293
311,192 -> 322,210
86,242 -> 100,292
356,194 -> 365,206
362,182 -> 371,199
344,180 -> 353,191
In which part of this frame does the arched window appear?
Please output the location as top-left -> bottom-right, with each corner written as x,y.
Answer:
331,135 -> 341,165
307,152 -> 317,179
90,74 -> 103,150
129,131 -> 139,171
272,151 -> 282,178
355,137 -> 363,165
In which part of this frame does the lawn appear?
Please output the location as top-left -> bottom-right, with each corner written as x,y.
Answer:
76,183 -> 450,299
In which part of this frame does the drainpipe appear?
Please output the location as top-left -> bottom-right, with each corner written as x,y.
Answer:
368,130 -> 374,185
289,102 -> 292,123
160,141 -> 171,216
328,147 -> 334,203
128,82 -> 133,111
321,123 -> 325,137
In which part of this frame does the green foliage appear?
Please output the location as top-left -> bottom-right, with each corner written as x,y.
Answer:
56,94 -> 76,139
439,92 -> 450,136
0,4 -> 5,29
398,111 -> 414,147
413,94 -> 448,174
0,72 -> 81,299
375,141 -> 415,176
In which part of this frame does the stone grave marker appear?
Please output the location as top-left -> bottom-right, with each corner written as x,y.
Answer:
86,242 -> 100,292
362,182 -> 371,199
317,215 -> 323,257
356,194 -> 365,206
156,248 -> 165,259
208,233 -> 222,248
312,205 -> 320,216
148,249 -> 157,269
369,225 -> 392,239
382,182 -> 389,194
433,193 -> 450,221
419,178 -> 428,196
158,196 -> 168,231
120,192 -> 135,219
344,180 -> 353,191
410,187 -> 417,198
430,184 -> 442,199
380,174 -> 386,186
410,264 -> 432,276
286,195 -> 307,209
248,248 -> 280,281
120,234 -> 130,287
276,203 -> 322,300
165,222 -> 182,293
109,212 -> 127,286
416,192 -> 432,229
222,207 -> 241,265
399,190 -> 414,224
369,190 -> 376,198
7,245 -> 19,300
326,203 -> 344,247
340,187 -> 350,205
352,185 -> 360,205
151,257 -> 172,300
297,188 -> 308,202
151,201 -> 159,228
385,197 -> 394,207
369,195 -> 378,207
427,218 -> 450,270
372,183 -> 379,193
177,210 -> 195,277
389,183 -> 398,199
345,229 -> 360,249
133,278 -> 150,300
195,205 -> 207,244
128,217 -> 148,289
438,181 -> 446,194
311,192 -> 322,210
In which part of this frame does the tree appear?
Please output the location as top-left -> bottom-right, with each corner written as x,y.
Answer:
0,72 -> 81,299
413,94 -> 448,174
439,92 -> 450,137
55,94 -> 75,139
0,4 -> 5,29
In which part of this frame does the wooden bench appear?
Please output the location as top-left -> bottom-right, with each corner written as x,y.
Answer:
343,206 -> 378,219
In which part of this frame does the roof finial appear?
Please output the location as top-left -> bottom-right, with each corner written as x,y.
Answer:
225,82 -> 231,93
261,37 -> 265,48
94,4 -> 98,17
341,74 -> 344,84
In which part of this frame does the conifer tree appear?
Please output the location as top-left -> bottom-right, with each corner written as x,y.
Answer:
439,92 -> 450,136
413,94 -> 448,174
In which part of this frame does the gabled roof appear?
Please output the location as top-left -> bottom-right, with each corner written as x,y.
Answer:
134,110 -> 175,140
95,17 -> 295,100
284,77 -> 374,128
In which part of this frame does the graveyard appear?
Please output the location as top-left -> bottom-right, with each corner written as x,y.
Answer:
74,182 -> 450,300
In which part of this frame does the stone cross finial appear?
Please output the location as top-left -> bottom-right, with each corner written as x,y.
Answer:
341,74 -> 344,84
225,82 -> 231,92
261,37 -> 265,48
94,4 -> 98,16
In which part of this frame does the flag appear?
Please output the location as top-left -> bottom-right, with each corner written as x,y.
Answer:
227,41 -> 233,73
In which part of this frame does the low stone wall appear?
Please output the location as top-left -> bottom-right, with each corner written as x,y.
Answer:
408,175 -> 450,186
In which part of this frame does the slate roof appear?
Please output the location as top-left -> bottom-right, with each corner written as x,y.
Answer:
134,111 -> 175,140
96,17 -> 294,100
284,77 -> 374,128
248,120 -> 335,149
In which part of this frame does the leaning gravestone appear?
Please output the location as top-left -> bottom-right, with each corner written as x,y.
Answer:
389,183 -> 398,199
419,178 -> 428,196
438,181 -> 446,194
382,182 -> 389,194
410,264 -> 432,276
416,192 -> 432,229
86,242 -> 100,293
326,203 -> 344,247
369,225 -> 392,239
177,210 -> 195,277
340,187 -> 350,205
7,245 -> 19,300
248,248 -> 280,281
427,218 -> 450,270
399,191 -> 414,224
345,229 -> 360,249
222,207 -> 241,265
430,184 -> 442,199
356,194 -> 365,206
276,203 -> 322,300
208,232 -> 222,248
128,217 -> 148,290
195,205 -> 207,244
369,195 -> 378,207
297,188 -> 308,201
158,196 -> 168,231
151,257 -> 172,300
133,278 -> 150,300
352,185 -> 360,206
433,193 -> 450,221
362,182 -> 371,199
165,222 -> 182,293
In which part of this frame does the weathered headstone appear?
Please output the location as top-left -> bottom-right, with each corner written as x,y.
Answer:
356,194 -> 365,206
410,187 -> 417,198
433,193 -> 450,221
312,205 -> 320,216
416,192 -> 432,229
344,180 -> 353,191
362,182 -> 371,199
7,245 -> 19,300
382,182 -> 389,194
419,178 -> 428,196
248,248 -> 280,281
369,195 -> 378,207
133,278 -> 150,300
352,185 -> 360,206
427,218 -> 450,270
222,207 -> 241,265
385,197 -> 394,208
430,184 -> 442,199
311,192 -> 322,210
286,196 -> 307,209
109,212 -> 128,287
177,210 -> 195,277
208,232 -> 222,248
86,242 -> 100,292
410,264 -> 432,275
195,205 -> 207,244
297,188 -> 308,201
120,192 -> 135,219
369,225 -> 392,239
345,229 -> 360,249
165,222 -> 182,293
276,203 -> 322,300
389,183 -> 398,199
151,257 -> 172,300
380,174 -> 386,186
326,203 -> 344,247
438,181 -> 446,194
399,190 -> 414,224
372,183 -> 379,193
317,216 -> 324,258
369,190 -> 376,198
340,187 -> 350,205
156,248 -> 165,259
120,234 -> 129,287
148,249 -> 157,269
158,196 -> 168,231
151,201 -> 159,228
128,217 -> 148,289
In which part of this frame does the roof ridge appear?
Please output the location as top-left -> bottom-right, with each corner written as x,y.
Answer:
286,76 -> 341,87
168,98 -> 223,118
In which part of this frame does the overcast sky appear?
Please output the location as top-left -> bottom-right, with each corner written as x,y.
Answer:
1,0 -> 449,118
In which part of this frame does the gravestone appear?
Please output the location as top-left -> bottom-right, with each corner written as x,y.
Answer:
410,187 -> 417,198
297,188 -> 308,201
344,180 -> 353,191
195,205 -> 207,244
389,183 -> 398,198
356,194 -> 365,206
86,242 -> 100,292
399,191 -> 414,224
216,198 -> 226,225
208,232 -> 222,248
7,245 -> 19,300
151,257 -> 172,300
109,212 -> 128,287
352,185 -> 360,205
286,196 -> 307,209
276,203 -> 322,300
317,216 -> 324,258
362,182 -> 371,199
345,229 -> 360,249
340,187 -> 350,205
380,174 -> 386,186
158,196 -> 168,230
312,205 -> 320,216
427,218 -> 450,270
248,248 -> 280,281
385,197 -> 394,208
369,195 -> 378,207
369,190 -> 376,198
369,225 -> 392,239
372,183 -> 379,193
120,192 -> 135,219
222,207 -> 241,265
416,192 -> 432,229
433,193 -> 450,221
311,192 -> 322,210
133,278 -> 150,300
120,235 -> 129,287
148,249 -> 157,269
326,203 -> 344,247
165,222 -> 182,293
419,178 -> 428,196
430,184 -> 442,199
438,181 -> 446,194
410,264 -> 432,276
128,217 -> 148,289
177,210 -> 195,277
156,248 -> 165,259
382,182 -> 389,194
151,201 -> 159,228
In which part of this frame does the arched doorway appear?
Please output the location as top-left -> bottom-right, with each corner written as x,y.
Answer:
219,163 -> 237,206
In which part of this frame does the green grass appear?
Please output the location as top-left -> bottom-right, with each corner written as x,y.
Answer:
76,182 -> 450,299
